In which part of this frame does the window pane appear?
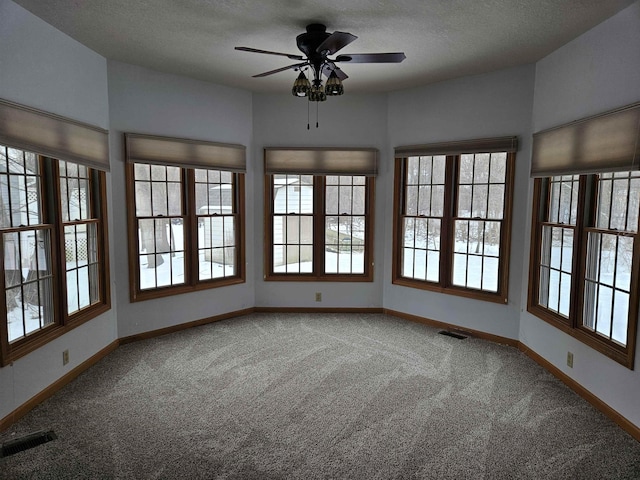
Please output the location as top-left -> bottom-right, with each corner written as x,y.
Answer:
198,214 -> 237,281
195,168 -> 235,218
325,214 -> 365,275
405,186 -> 418,216
407,157 -> 444,218
64,223 -> 100,315
612,290 -> 629,345
432,156 -> 446,184
138,218 -> 185,290
151,182 -> 167,216
431,186 -> 445,217
459,155 -> 474,184
418,186 -> 431,216
353,185 -> 365,215
482,256 -> 499,292
453,220 -> 500,291
457,153 -> 506,223
474,153 -> 490,183
487,185 -> 504,220
274,175 -> 313,214
208,169 -> 222,183
583,231 -> 632,347
489,153 -> 506,183
407,157 -> 420,184
548,175 -> 579,225
195,183 -> 208,213
326,185 -> 339,214
150,165 -> 166,181
134,164 -> 183,217
0,145 -> 42,227
471,184 -> 488,218
4,229 -> 54,342
597,171 -> 640,232
273,214 -> 313,273
59,161 -> 91,222
403,217 -> 415,248
401,216 -> 439,282
457,185 -> 472,218
539,225 -> 573,317
167,183 -> 182,216
614,236 -> 633,291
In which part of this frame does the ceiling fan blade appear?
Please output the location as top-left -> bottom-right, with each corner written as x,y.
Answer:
252,62 -> 308,78
335,53 -> 406,63
322,63 -> 348,81
235,47 -> 304,61
316,31 -> 357,55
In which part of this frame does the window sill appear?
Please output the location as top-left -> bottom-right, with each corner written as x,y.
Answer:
130,276 -> 246,303
392,277 -> 508,304
265,273 -> 374,282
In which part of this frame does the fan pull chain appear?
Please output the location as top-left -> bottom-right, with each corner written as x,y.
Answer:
316,101 -> 319,128
307,98 -> 310,130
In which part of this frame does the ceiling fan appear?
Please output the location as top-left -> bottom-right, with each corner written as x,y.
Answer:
235,23 -> 406,101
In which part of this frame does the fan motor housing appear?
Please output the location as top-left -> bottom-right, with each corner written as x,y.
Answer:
296,24 -> 330,61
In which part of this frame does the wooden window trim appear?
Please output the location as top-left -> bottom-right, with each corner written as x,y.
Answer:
0,157 -> 110,367
126,163 -> 246,302
392,151 -> 515,304
527,175 -> 639,369
264,174 -> 375,282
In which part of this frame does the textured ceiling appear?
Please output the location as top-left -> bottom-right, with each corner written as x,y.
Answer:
11,0 -> 636,93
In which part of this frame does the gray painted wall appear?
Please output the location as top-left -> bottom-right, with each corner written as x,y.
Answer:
520,0 -> 640,429
252,93 -> 388,308
0,0 -> 116,421
385,64 -> 536,340
107,60 -> 254,338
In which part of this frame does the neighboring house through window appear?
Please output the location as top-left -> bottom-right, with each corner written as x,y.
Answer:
264,148 -> 376,281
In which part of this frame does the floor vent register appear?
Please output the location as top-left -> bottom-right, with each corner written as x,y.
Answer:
0,430 -> 57,458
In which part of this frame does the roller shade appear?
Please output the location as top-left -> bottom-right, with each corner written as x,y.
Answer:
531,102 -> 640,178
264,148 -> 378,176
395,136 -> 518,158
125,133 -> 246,172
0,98 -> 109,171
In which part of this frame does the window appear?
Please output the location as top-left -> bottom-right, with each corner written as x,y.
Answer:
528,102 -> 640,368
264,148 -> 376,281
0,147 -> 110,365
125,133 -> 246,301
0,99 -> 110,366
529,172 -> 639,368
392,137 -> 517,303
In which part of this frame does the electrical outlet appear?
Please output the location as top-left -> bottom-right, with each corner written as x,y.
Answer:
62,349 -> 69,366
566,351 -> 573,368
315,292 -> 322,302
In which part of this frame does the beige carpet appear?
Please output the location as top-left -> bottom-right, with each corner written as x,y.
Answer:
1,313 -> 639,479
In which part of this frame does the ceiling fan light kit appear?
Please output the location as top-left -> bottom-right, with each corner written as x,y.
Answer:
236,23 -> 405,127
236,23 -> 405,97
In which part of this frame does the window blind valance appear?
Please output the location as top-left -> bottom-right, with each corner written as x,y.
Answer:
0,98 -> 110,171
395,136 -> 518,158
125,133 -> 246,172
531,102 -> 640,178
264,148 -> 378,176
